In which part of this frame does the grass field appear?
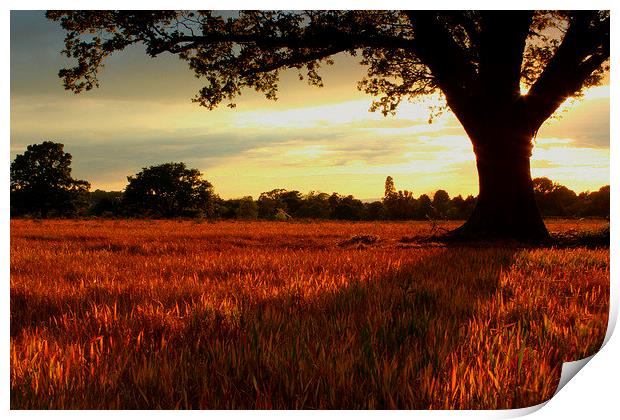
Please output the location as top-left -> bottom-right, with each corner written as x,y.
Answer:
10,219 -> 609,409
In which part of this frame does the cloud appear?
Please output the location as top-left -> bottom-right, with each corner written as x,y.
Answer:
10,12 -> 609,198
530,144 -> 609,193
538,87 -> 610,148
11,90 -> 608,197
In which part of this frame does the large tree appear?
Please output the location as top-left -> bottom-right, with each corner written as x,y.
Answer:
46,10 -> 610,240
123,162 -> 216,218
10,141 -> 91,218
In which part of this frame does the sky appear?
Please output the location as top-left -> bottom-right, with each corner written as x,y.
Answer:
9,10 -> 610,200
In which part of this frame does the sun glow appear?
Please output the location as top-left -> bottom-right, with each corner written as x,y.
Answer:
10,37 -> 609,201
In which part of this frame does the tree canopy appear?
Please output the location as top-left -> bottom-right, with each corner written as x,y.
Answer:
10,141 -> 90,218
123,162 -> 216,218
46,11 -> 608,118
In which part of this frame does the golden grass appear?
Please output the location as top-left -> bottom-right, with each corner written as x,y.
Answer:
10,219 -> 609,409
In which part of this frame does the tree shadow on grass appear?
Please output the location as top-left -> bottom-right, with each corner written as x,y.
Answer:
412,223 -> 609,251
12,243 -> 606,409
549,225 -> 610,249
156,247 -> 523,409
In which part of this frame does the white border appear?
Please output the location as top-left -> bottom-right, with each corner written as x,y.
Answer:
3,1 -> 617,419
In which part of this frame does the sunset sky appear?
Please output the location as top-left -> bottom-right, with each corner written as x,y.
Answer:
10,10 -> 610,200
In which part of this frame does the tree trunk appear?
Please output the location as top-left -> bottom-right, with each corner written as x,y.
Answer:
450,130 -> 550,242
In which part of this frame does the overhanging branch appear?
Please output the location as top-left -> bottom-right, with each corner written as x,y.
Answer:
525,11 -> 609,130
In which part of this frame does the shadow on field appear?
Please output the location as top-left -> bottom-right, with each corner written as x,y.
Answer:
11,247 -> 523,409
423,224 -> 610,250
303,247 -> 517,408
10,287 -> 140,338
168,247 -> 520,409
549,226 -> 610,249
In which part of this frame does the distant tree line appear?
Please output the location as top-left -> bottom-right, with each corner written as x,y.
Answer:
11,142 -> 610,220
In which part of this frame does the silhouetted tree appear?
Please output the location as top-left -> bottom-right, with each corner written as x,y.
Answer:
383,176 -> 400,219
415,194 -> 433,220
533,177 -> 555,195
463,195 -> 478,218
589,185 -> 610,217
208,195 -> 228,219
89,189 -> 123,216
10,141 -> 90,218
365,201 -> 387,220
396,190 -> 418,220
123,162 -> 215,218
432,189 -> 451,219
297,191 -> 332,219
533,177 -> 578,217
383,176 -> 417,220
279,190 -> 304,216
219,199 -> 239,219
575,185 -> 609,217
384,176 -> 396,198
548,186 -> 578,217
331,194 -> 366,220
446,194 -> 477,220
531,178 -> 610,218
235,196 -> 259,220
257,189 -> 303,219
151,178 -> 607,221
446,195 -> 464,220
257,189 -> 286,219
47,10 -> 609,240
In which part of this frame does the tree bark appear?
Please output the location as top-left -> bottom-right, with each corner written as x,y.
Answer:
450,129 -> 550,242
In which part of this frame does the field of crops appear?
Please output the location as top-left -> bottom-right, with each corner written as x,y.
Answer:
10,219 -> 609,409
